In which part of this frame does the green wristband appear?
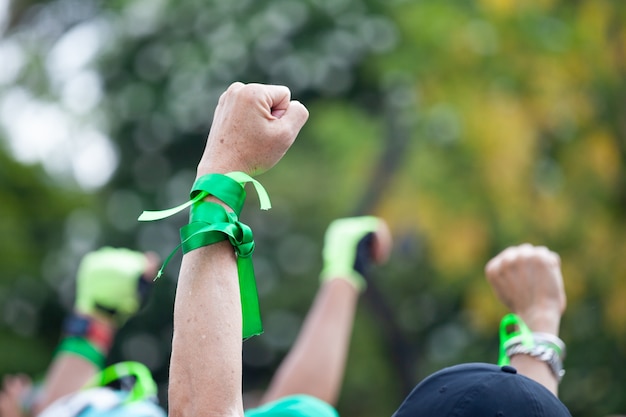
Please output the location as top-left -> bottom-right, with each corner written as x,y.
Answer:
56,337 -> 105,369
138,172 -> 268,338
138,171 -> 271,223
190,174 -> 247,216
498,313 -> 533,366
179,202 -> 261,337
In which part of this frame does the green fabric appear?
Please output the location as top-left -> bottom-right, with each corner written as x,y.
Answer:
137,171 -> 271,222
223,171 -> 271,211
180,202 -> 262,337
138,172 -> 269,338
84,361 -> 158,403
75,247 -> 147,322
56,337 -> 105,369
190,174 -> 248,215
498,313 -> 534,366
245,395 -> 338,417
319,216 -> 381,291
137,190 -> 208,222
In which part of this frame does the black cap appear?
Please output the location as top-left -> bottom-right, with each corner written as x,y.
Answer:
393,363 -> 571,417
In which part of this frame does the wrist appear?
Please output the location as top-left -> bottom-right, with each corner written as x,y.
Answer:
196,159 -> 249,179
517,309 -> 561,335
498,313 -> 566,383
196,165 -> 228,177
320,270 -> 366,292
60,312 -> 116,366
66,311 -> 116,341
140,172 -> 268,338
202,194 -> 233,211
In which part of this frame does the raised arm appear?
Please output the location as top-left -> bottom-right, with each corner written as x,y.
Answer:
167,83 -> 308,417
33,247 -> 159,416
259,217 -> 391,407
485,243 -> 566,396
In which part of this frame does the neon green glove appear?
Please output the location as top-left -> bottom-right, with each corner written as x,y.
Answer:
75,247 -> 148,324
319,216 -> 382,291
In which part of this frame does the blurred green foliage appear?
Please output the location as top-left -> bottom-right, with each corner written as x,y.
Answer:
1,0 -> 625,415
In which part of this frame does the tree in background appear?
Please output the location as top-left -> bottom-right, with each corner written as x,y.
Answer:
0,0 -> 624,416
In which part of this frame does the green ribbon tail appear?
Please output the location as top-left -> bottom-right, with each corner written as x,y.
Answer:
226,171 -> 272,210
137,173 -> 269,338
238,256 -> 263,338
179,204 -> 263,338
154,241 -> 185,280
138,191 -> 209,221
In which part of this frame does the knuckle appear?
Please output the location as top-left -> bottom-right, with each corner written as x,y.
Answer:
220,82 -> 245,102
485,259 -> 500,278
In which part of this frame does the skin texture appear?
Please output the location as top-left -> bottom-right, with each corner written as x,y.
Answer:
196,82 -> 309,177
168,83 -> 308,417
485,243 -> 566,396
260,279 -> 360,406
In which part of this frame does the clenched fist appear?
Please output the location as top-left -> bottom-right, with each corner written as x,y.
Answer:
485,244 -> 566,335
197,82 -> 309,177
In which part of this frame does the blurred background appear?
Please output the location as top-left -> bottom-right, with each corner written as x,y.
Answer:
0,0 -> 624,415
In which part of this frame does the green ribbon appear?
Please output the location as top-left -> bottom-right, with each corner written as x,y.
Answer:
84,361 -> 158,403
138,171 -> 271,222
56,337 -> 105,369
179,202 -> 262,337
137,172 -> 268,338
498,313 -> 534,366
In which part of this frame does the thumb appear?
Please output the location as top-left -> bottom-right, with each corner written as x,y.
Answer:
279,100 -> 309,134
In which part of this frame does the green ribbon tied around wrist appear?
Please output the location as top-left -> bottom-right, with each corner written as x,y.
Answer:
138,172 -> 271,338
498,313 -> 534,366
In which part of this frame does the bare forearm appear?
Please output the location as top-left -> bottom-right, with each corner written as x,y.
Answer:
261,279 -> 359,406
33,312 -> 117,415
510,354 -> 558,396
167,82 -> 308,416
512,311 -> 561,396
169,243 -> 244,417
33,356 -> 98,416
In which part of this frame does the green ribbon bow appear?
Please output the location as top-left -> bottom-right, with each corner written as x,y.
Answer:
498,313 -> 534,366
138,172 -> 269,338
179,202 -> 262,337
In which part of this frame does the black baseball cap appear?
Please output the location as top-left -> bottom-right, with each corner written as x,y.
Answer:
392,363 -> 571,417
